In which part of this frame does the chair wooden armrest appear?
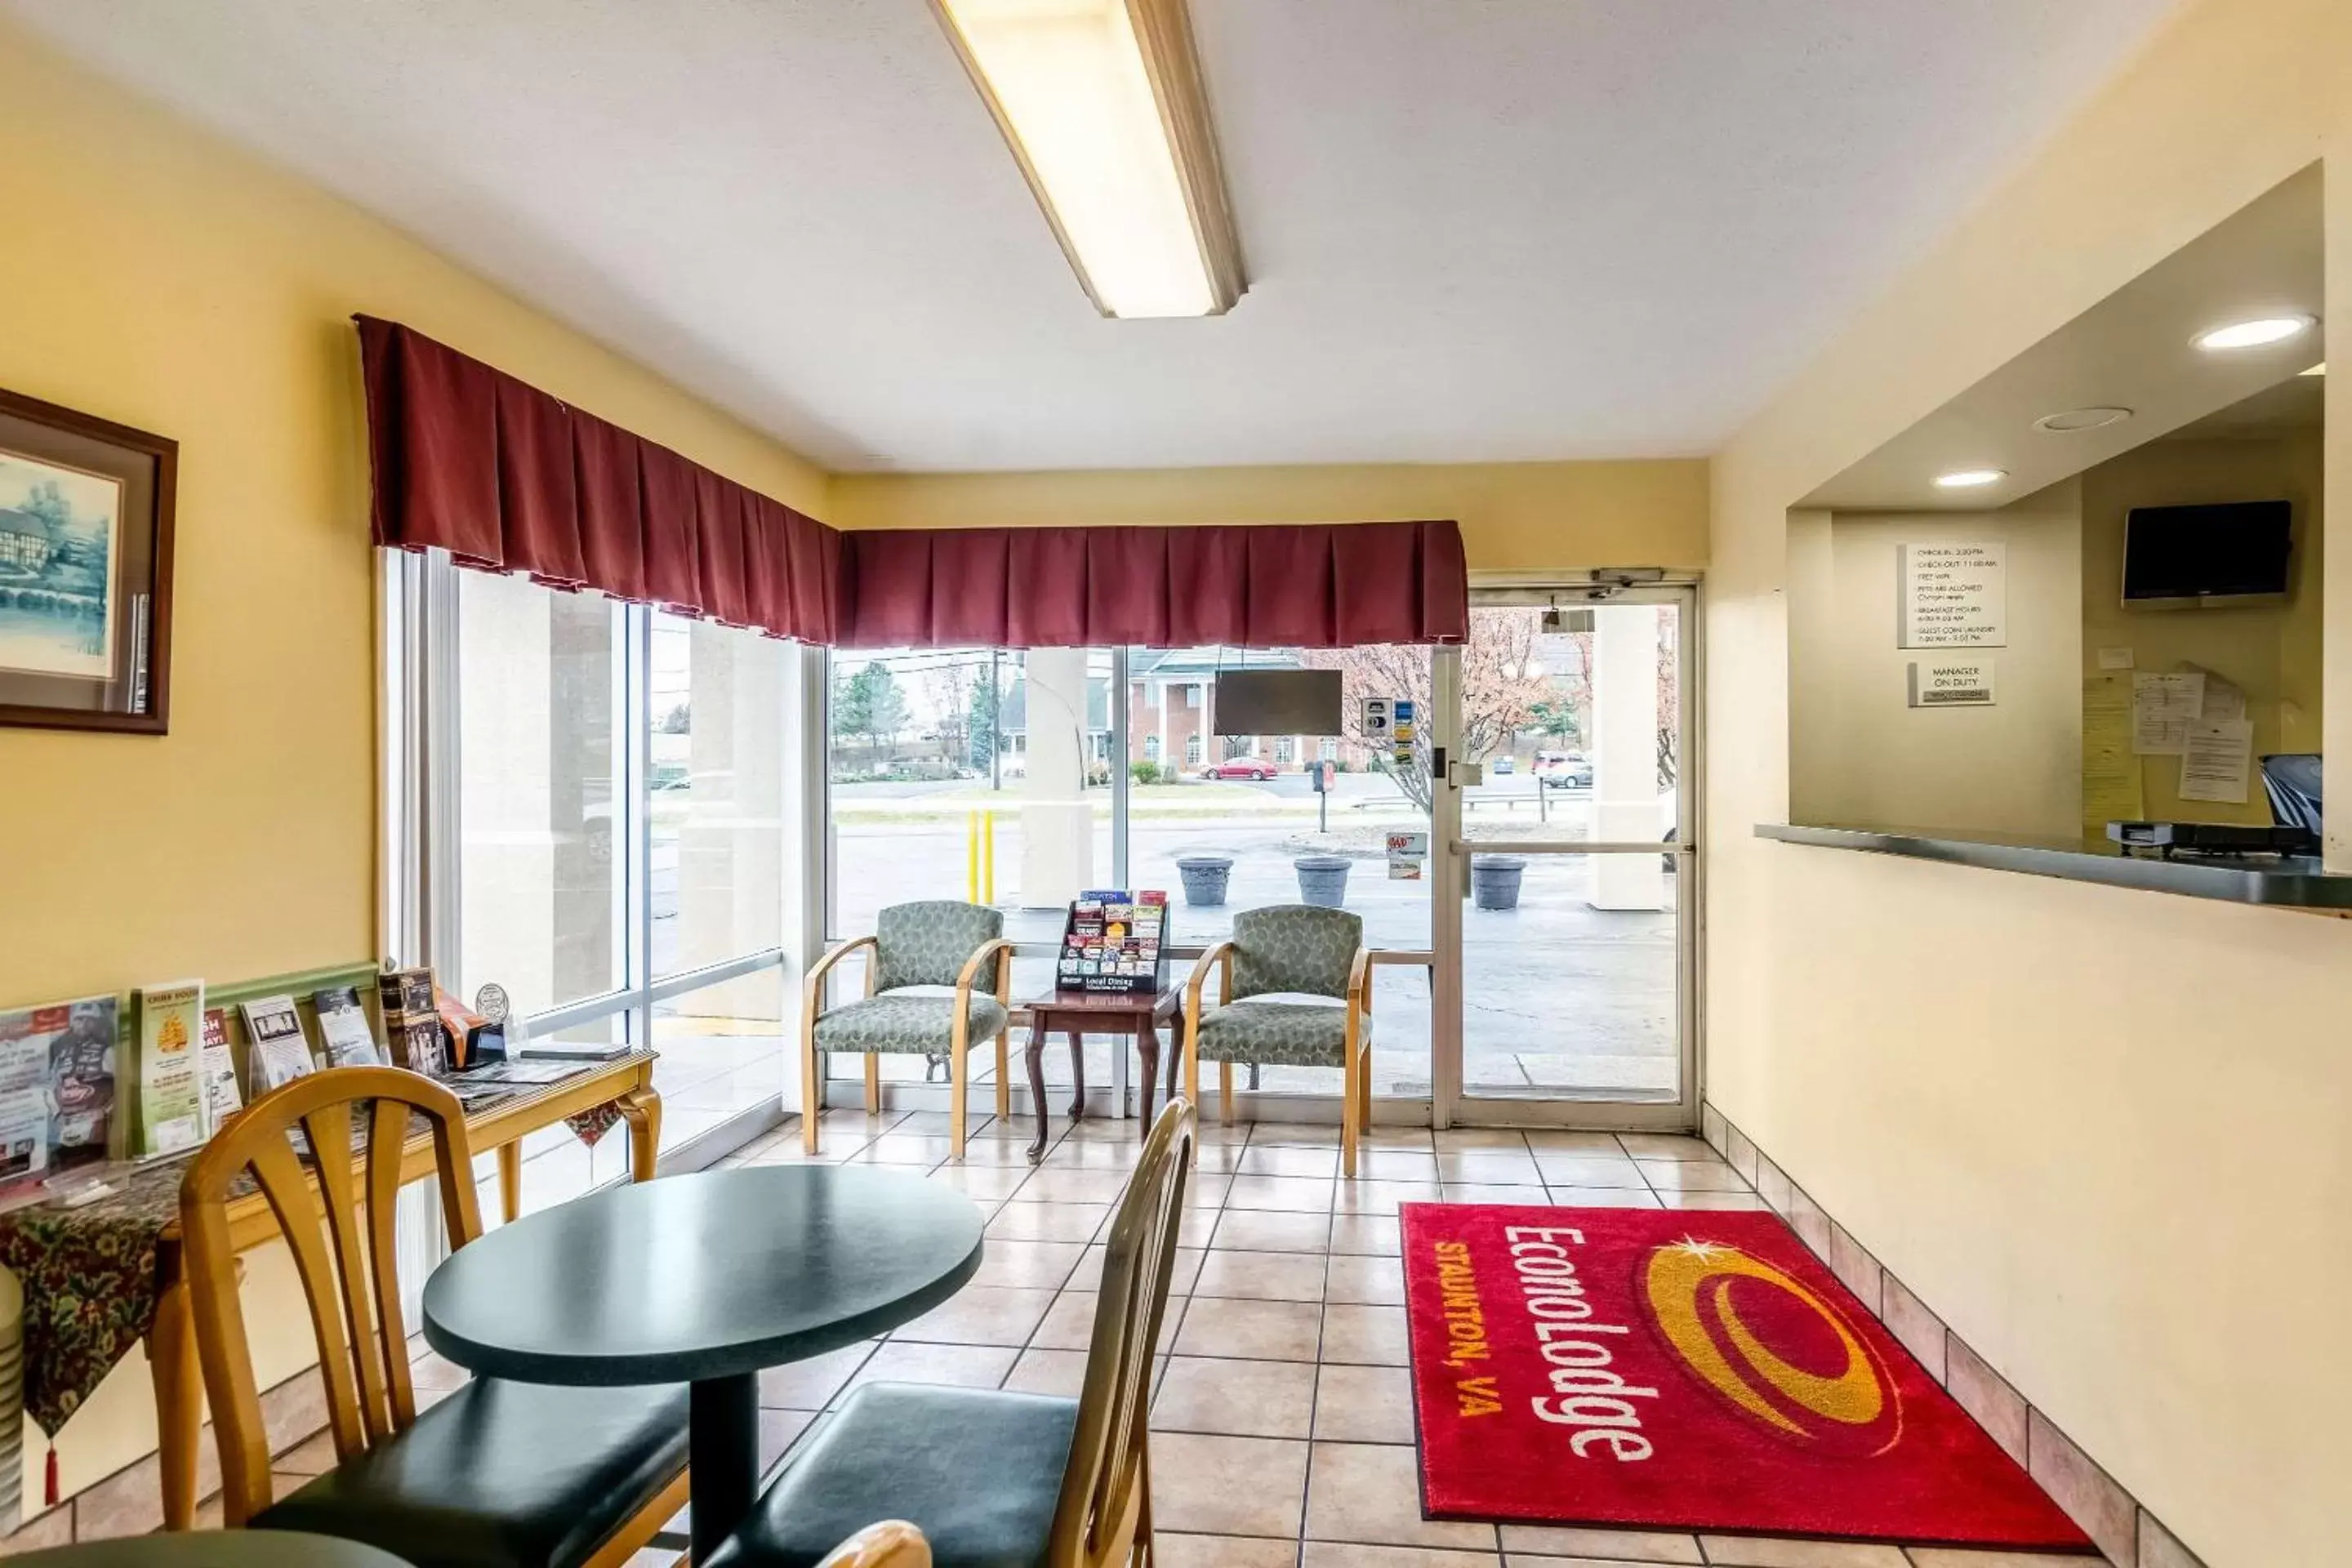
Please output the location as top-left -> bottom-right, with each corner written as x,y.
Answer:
1183,942 -> 1235,1037
804,933 -> 879,1019
955,937 -> 1018,1007
817,1519 -> 931,1567
1347,945 -> 1371,1019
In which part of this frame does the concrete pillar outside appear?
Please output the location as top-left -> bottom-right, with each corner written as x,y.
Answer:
675,621 -> 787,1020
1590,604 -> 1665,911
458,573 -> 555,1009
1021,648 -> 1096,907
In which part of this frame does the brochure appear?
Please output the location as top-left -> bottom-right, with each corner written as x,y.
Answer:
0,1005 -> 56,1187
240,995 -> 316,1092
42,996 -> 118,1163
1057,889 -> 1170,994
312,985 -> 384,1069
377,966 -> 448,1077
134,981 -> 207,1157
198,1007 -> 243,1134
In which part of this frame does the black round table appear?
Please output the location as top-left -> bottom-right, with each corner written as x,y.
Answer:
14,1534 -> 410,1566
421,1165 -> 985,1562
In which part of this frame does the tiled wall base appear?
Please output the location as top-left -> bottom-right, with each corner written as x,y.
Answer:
0,1361 -> 331,1552
1701,1102 -> 2209,1568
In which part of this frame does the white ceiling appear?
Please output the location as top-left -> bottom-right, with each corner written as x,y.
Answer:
1802,167 -> 2323,511
3,0 -> 2183,472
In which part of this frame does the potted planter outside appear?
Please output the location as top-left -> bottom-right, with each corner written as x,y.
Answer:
1175,854 -> 1234,906
1293,854 -> 1352,908
1472,854 -> 1529,911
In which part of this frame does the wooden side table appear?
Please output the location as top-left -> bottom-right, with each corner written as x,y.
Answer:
1020,990 -> 1181,1163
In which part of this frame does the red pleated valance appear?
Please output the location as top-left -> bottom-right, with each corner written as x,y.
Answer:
835,521 -> 1467,648
356,318 -> 1467,649
358,316 -> 840,641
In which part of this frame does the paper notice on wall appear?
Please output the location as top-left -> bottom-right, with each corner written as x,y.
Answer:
1898,542 -> 2006,648
2131,671 -> 2205,755
2197,676 -> 2247,724
2096,646 -> 2136,670
2179,719 -> 2255,804
2082,675 -> 2144,839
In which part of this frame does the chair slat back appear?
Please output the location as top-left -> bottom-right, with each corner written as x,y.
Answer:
875,901 -> 1004,990
1230,905 -> 1362,1000
179,1066 -> 485,1525
1049,1098 -> 1195,1567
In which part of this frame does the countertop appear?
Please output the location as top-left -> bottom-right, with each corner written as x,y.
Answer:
1754,822 -> 2352,909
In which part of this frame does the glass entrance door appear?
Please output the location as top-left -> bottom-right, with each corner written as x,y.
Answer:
1431,586 -> 1696,1127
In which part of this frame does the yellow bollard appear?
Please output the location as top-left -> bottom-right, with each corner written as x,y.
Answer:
966,810 -> 980,903
982,810 -> 998,905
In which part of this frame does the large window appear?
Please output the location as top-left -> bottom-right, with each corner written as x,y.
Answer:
823,644 -> 1435,1109
824,648 -> 1116,1094
457,569 -> 626,1019
433,565 -> 802,1210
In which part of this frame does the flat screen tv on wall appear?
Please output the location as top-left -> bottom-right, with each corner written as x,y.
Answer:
2121,499 -> 2292,608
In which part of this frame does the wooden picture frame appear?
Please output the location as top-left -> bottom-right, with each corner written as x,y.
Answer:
0,385 -> 176,734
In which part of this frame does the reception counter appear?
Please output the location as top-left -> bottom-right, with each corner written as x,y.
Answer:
1756,822 -> 2352,910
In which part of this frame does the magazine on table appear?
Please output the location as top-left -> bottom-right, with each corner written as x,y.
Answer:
198,1007 -> 243,1134
44,995 -> 118,1162
1057,889 -> 1171,993
240,995 -> 317,1092
311,984 -> 385,1069
376,966 -> 448,1077
134,980 -> 207,1158
0,1005 -> 57,1188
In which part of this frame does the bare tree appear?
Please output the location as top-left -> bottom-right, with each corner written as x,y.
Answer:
1656,612 -> 1680,788
920,658 -> 978,776
1304,610 -> 1551,813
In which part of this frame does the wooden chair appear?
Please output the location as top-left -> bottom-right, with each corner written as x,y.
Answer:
705,1098 -> 1198,1568
1183,904 -> 1372,1174
802,900 -> 1014,1158
180,1067 -> 691,1568
818,1521 -> 931,1568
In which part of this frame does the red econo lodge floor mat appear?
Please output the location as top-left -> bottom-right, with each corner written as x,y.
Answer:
1399,1203 -> 2095,1552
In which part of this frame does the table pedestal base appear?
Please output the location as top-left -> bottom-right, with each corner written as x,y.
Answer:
690,1371 -> 760,1563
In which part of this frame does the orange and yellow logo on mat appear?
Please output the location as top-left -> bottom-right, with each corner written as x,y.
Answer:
1643,1237 -> 1903,1455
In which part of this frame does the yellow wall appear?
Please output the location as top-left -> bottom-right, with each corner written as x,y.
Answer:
0,16 -> 825,1007
1792,483 -> 2085,840
1707,0 -> 2350,1561
2079,431 -> 2326,827
0,16 -> 823,1510
831,458 -> 1710,574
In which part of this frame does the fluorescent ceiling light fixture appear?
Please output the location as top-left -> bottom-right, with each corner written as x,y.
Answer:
1934,468 -> 2008,489
2192,314 -> 2314,351
934,0 -> 1245,318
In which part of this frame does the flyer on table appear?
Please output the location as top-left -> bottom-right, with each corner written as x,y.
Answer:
136,980 -> 208,1157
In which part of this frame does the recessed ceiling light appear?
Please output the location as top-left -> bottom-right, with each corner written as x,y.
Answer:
1934,468 -> 2008,489
2301,362 -> 2327,376
2193,315 -> 2315,351
2033,407 -> 2134,434
933,0 -> 1245,318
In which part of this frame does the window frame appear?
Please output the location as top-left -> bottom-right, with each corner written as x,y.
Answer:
389,550 -> 805,1181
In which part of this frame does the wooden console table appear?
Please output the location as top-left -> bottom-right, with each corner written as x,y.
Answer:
1019,991 -> 1180,1163
147,1052 -> 662,1529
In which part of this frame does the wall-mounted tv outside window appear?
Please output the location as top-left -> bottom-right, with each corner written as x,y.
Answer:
1213,670 -> 1342,737
2121,499 -> 2292,608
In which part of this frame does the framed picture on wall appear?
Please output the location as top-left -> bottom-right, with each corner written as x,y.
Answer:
0,386 -> 176,733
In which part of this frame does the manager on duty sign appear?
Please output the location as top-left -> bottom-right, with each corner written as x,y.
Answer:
1907,659 -> 1996,707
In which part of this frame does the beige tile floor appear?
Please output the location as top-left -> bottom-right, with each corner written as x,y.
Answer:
566,1106 -> 2082,1568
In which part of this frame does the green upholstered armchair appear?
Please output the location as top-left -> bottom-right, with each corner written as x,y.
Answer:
1182,904 -> 1373,1175
801,900 -> 1013,1158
